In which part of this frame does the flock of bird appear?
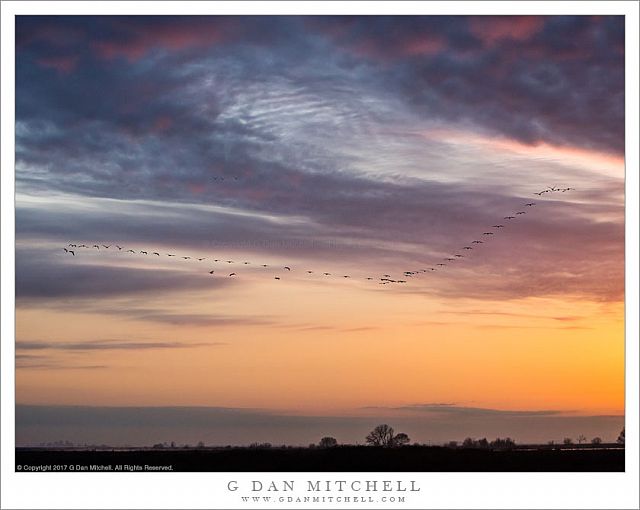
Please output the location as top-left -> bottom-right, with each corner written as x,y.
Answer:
62,186 -> 572,285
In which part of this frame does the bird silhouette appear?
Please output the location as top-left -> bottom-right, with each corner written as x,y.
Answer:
262,264 -> 268,267
323,272 -> 331,276
167,254 -> 176,257
63,248 -> 68,253
140,251 -> 148,254
454,254 -> 464,258
284,266 -> 291,271
226,260 -> 234,263
437,263 -> 446,266
471,240 -> 483,244
343,275 -> 350,278
197,258 -> 206,261
93,245 -> 100,249
102,245 -> 110,249
516,211 -> 526,215
382,274 -> 391,277
463,246 -> 473,250
525,203 -> 536,206
274,276 -> 280,280
68,250 -> 75,256
366,277 -> 374,280
116,245 -> 123,250
307,270 -> 313,274
243,262 -> 250,265
228,273 -> 236,277
482,232 -> 494,235
446,258 -> 456,261
182,256 -> 191,260
504,216 -> 515,219
209,270 -> 215,274
127,249 -> 135,253
492,225 -> 504,228
153,252 -> 160,256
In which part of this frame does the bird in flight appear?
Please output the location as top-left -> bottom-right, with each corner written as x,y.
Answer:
226,260 -> 234,263
140,251 -> 148,255
463,246 -> 473,250
307,270 -> 313,274
167,254 -> 176,257
492,225 -> 504,228
471,240 -> 483,244
93,245 -> 100,249
182,256 -> 191,260
116,245 -> 123,250
68,243 -> 76,247
525,203 -> 536,207
284,266 -> 291,271
446,258 -> 456,261
516,211 -> 526,215
454,254 -> 464,258
482,232 -> 494,235
197,257 -> 206,261
437,263 -> 446,267
228,273 -> 236,277
67,249 -> 75,256
366,277 -> 374,280
382,274 -> 391,277
153,252 -> 160,256
243,262 -> 250,265
323,272 -> 331,276
274,276 -> 280,280
208,270 -> 215,274
504,216 -> 515,220
262,264 -> 268,267
102,245 -> 110,249
127,249 -> 135,253
343,275 -> 350,278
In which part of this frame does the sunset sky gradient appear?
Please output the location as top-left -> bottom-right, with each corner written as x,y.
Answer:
14,15 -> 624,446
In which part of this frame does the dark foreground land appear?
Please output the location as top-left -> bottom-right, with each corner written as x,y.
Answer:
16,445 -> 624,472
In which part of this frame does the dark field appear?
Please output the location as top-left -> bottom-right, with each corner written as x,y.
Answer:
16,445 -> 624,472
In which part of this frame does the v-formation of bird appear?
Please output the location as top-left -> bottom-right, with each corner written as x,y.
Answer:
63,187 -> 571,285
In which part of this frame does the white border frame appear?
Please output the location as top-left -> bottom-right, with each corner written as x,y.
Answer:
2,2 -> 638,509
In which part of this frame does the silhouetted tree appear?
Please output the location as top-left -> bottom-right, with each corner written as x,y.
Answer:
577,434 -> 586,444
365,425 -> 409,447
477,438 -> 489,449
591,437 -> 602,445
490,437 -> 516,450
318,437 -> 338,448
393,433 -> 410,447
366,425 -> 395,447
563,437 -> 573,445
462,437 -> 476,448
447,441 -> 458,448
196,441 -> 205,448
617,427 -> 625,444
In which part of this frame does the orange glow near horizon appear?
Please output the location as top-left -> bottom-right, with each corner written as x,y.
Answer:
16,280 -> 624,416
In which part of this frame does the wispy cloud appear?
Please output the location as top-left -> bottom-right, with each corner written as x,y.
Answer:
16,340 -> 222,351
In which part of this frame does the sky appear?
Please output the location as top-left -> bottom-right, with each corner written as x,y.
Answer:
14,15 -> 625,446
